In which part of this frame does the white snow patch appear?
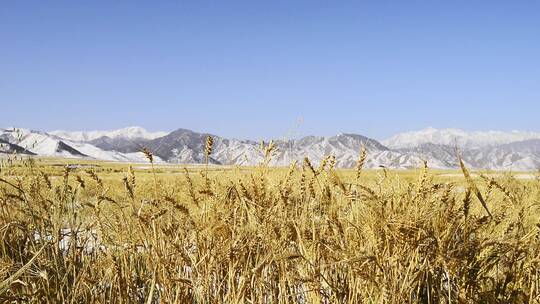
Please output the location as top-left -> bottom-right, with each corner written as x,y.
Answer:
50,126 -> 168,142
383,127 -> 540,149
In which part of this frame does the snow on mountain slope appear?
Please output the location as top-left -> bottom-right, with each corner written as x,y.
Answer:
0,128 -> 163,162
67,141 -> 164,163
268,133 -> 389,168
459,139 -> 540,171
145,130 -> 432,169
4,127 -> 540,170
50,126 -> 168,142
1,128 -> 73,156
383,127 -> 540,149
0,139 -> 35,155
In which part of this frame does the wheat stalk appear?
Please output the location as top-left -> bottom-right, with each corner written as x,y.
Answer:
457,150 -> 492,218
356,145 -> 367,181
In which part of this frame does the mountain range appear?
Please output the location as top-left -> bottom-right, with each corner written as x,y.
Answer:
1,126 -> 540,171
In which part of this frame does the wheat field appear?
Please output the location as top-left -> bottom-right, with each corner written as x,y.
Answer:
1,140 -> 539,303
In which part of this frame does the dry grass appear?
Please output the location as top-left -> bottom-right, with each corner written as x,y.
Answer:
0,149 -> 539,303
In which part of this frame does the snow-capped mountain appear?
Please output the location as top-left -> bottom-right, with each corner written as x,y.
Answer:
77,129 -> 477,169
0,128 -> 163,163
461,139 -> 540,171
383,127 -> 540,149
141,131 -> 393,168
395,143 -> 458,169
50,127 -> 168,142
0,138 -> 35,155
2,126 -> 540,171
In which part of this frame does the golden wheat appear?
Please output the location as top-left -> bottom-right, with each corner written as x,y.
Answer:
0,151 -> 538,303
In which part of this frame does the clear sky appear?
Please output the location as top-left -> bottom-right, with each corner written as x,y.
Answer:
1,1 -> 539,140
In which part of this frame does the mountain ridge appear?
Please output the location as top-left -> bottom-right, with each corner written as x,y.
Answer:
383,127 -> 540,149
50,126 -> 168,142
1,127 -> 539,171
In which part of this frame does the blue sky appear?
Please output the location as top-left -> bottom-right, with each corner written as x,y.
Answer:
1,1 -> 539,140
